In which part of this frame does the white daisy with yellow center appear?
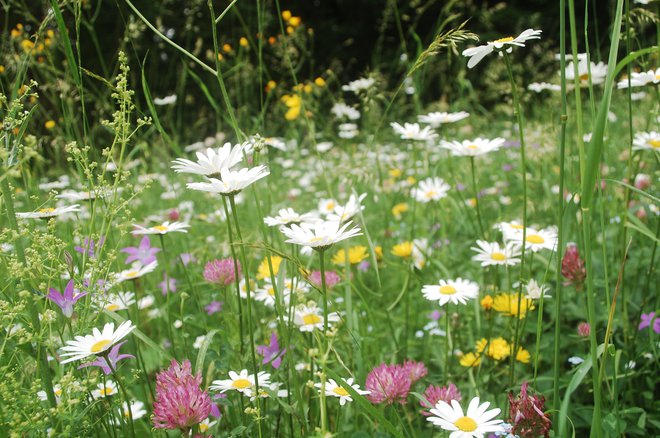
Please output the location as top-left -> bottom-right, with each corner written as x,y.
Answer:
565,59 -> 608,86
418,111 -> 470,128
314,378 -> 370,406
186,166 -> 270,196
112,400 -> 147,425
254,280 -> 293,308
16,204 -> 81,220
114,261 -> 158,283
171,142 -> 246,177
92,380 -> 118,399
293,304 -> 340,332
59,320 -> 135,364
462,29 -> 542,68
132,221 -> 190,235
412,177 -> 450,203
280,219 -> 362,251
440,137 -> 506,157
506,226 -> 558,252
95,291 -> 136,312
470,240 -> 521,267
209,370 -> 271,397
422,278 -> 479,306
427,397 -> 505,437
390,122 -> 438,142
632,131 -> 660,152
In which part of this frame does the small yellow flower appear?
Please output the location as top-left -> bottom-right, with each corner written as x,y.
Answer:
47,29 -> 55,38
391,242 -> 413,258
459,352 -> 481,367
0,65 -> 5,74
288,16 -> 302,27
406,176 -> 416,185
515,347 -> 530,364
391,203 -> 409,220
256,255 -> 283,280
239,37 -> 249,47
45,120 -> 56,130
314,77 -> 326,87
281,10 -> 292,21
492,293 -> 535,319
303,84 -> 313,94
466,198 -> 477,208
286,26 -> 294,35
21,39 -> 35,52
222,43 -> 233,53
268,36 -> 277,45
217,53 -> 224,61
332,246 -> 368,266
389,168 -> 402,178
265,80 -> 277,92
374,246 -> 383,260
480,295 -> 493,310
475,337 -> 510,361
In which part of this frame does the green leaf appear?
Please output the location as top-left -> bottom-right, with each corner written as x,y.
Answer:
195,329 -> 218,375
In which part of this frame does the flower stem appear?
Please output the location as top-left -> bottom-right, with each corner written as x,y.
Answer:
108,361 -> 136,438
228,195 -> 263,438
469,156 -> 485,238
221,196 -> 244,356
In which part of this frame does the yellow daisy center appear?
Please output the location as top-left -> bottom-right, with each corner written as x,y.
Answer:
302,313 -> 322,325
579,73 -> 589,81
490,252 -> 506,261
454,416 -> 478,432
510,224 -> 525,230
648,139 -> 660,148
54,388 -> 62,396
38,208 -> 56,214
425,190 -> 437,198
493,36 -> 514,43
153,225 -> 169,232
124,270 -> 139,278
91,339 -> 111,353
267,287 -> 275,297
333,387 -> 349,397
99,387 -> 114,396
106,304 -> 120,311
439,285 -> 457,295
309,236 -> 324,244
199,423 -> 209,432
526,234 -> 545,244
232,378 -> 251,389
326,202 -> 335,210
466,144 -> 479,150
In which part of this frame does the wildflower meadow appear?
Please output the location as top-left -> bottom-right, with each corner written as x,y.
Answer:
1,0 -> 659,437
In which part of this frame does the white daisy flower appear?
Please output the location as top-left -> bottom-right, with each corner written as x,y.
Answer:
56,189 -> 107,201
315,378 -> 370,406
318,198 -> 339,216
427,397 -> 505,437
411,177 -> 450,203
186,166 -> 270,196
632,131 -> 660,152
494,221 -> 527,240
617,68 -> 660,88
326,193 -> 367,222
132,221 -> 190,235
16,204 -> 81,220
198,418 -> 218,433
528,82 -> 562,93
264,208 -> 319,227
92,380 -> 118,399
440,137 -> 505,157
341,77 -> 375,93
422,278 -> 479,306
209,369 -> 271,397
412,238 -> 430,270
390,122 -> 438,141
254,280 -> 292,307
293,304 -> 340,332
564,59 -> 608,86
506,227 -> 558,252
38,385 -> 63,403
462,29 -> 542,68
59,321 -> 135,364
95,291 -> 136,312
115,400 -> 147,423
253,381 -> 289,400
417,111 -> 470,127
525,279 -> 551,300
153,94 -> 177,106
280,220 -> 362,250
338,123 -> 359,139
114,261 -> 158,283
171,142 -> 245,177
470,240 -> 521,267
331,102 -> 361,120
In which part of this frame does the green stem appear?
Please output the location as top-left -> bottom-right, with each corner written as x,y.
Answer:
469,156 -> 485,238
222,197 -> 244,356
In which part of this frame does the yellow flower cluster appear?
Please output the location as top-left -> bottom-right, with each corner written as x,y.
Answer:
281,94 -> 302,120
391,241 -> 413,258
256,255 -> 283,280
11,25 -> 55,58
332,246 -> 368,266
459,338 -> 531,367
281,10 -> 303,35
391,203 -> 409,220
492,293 -> 535,319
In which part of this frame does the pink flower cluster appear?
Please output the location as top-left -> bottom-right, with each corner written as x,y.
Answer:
561,244 -> 586,291
152,359 -> 212,432
419,383 -> 462,415
203,258 -> 241,286
308,270 -> 341,289
365,360 -> 427,405
508,381 -> 552,437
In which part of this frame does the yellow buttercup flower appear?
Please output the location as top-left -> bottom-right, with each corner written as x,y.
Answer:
288,16 -> 302,27
265,80 -> 277,92
256,255 -> 283,280
480,295 -> 493,310
391,203 -> 409,219
459,352 -> 481,367
374,246 -> 383,260
389,168 -> 402,178
222,43 -> 233,53
475,337 -> 510,361
239,37 -> 249,47
492,293 -> 535,319
332,246 -> 368,266
281,94 -> 302,121
391,241 -> 413,258
45,120 -> 56,130
281,10 -> 292,21
514,346 -> 530,364
314,77 -> 326,87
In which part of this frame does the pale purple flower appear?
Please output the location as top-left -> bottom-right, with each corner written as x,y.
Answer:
159,273 -> 178,295
205,301 -> 223,315
639,312 -> 660,334
74,236 -> 105,258
365,363 -> 411,405
46,279 -> 88,318
256,332 -> 286,369
309,270 -> 342,289
77,341 -> 134,375
121,236 -> 161,265
153,359 -> 212,432
358,261 -> 371,272
203,258 -> 240,286
420,383 -> 462,415
180,253 -> 196,266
